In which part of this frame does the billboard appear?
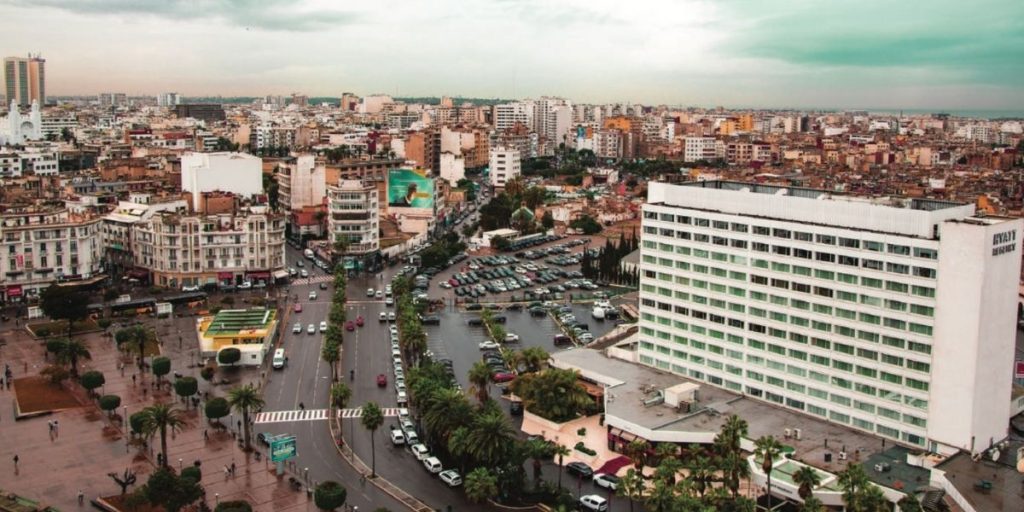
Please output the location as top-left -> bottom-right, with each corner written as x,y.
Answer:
270,435 -> 297,462
388,168 -> 435,209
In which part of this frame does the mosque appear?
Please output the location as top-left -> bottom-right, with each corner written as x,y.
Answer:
0,100 -> 43,145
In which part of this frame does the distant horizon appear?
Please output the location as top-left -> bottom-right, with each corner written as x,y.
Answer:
1,1 -> 1021,111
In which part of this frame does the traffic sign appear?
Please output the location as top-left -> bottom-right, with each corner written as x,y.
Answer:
269,435 -> 297,463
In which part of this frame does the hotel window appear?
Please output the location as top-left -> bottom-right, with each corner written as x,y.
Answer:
912,267 -> 936,279
794,248 -> 812,259
753,226 -> 770,235
913,247 -> 938,259
864,241 -> 883,252
880,372 -> 903,385
838,237 -> 860,249
816,234 -> 836,245
731,223 -> 748,233
911,285 -> 935,298
885,299 -> 907,312
713,220 -> 729,230
887,244 -> 911,255
908,341 -> 931,355
794,231 -> 813,242
908,323 -> 933,336
886,262 -> 910,274
815,252 -> 836,263
906,360 -> 930,373
862,259 -> 883,270
910,304 -> 934,317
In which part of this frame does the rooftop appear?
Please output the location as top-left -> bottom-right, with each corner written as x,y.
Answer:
680,180 -> 967,213
202,308 -> 275,337
934,435 -> 1024,512
551,347 -> 930,489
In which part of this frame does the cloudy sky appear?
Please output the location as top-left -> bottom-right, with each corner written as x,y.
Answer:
2,0 -> 1022,109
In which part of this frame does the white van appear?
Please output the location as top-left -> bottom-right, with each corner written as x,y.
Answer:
272,349 -> 286,369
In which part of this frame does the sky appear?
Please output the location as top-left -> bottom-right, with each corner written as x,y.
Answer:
1,0 -> 1022,110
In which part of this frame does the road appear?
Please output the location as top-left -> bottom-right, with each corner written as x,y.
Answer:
257,244 -> 407,511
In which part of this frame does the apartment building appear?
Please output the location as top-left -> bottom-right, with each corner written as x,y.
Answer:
639,181 -> 1022,455
0,147 -> 58,177
102,199 -> 190,279
683,137 -> 724,162
277,154 -> 325,211
489,147 -> 521,188
0,207 -> 104,301
131,208 -> 286,288
327,180 -> 379,264
4,54 -> 45,107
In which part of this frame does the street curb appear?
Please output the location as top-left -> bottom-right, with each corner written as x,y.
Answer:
327,405 -> 432,512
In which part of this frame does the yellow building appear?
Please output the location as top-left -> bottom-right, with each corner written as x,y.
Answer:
197,308 -> 279,366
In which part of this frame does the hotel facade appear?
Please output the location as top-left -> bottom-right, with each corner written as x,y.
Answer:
638,181 -> 1022,455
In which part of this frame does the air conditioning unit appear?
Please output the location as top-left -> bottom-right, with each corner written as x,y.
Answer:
839,451 -> 848,461
794,428 -> 802,440
784,428 -> 791,439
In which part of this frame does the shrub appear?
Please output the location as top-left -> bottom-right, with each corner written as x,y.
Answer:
79,370 -> 105,395
576,427 -> 587,437
130,411 -> 147,435
99,394 -> 122,415
41,364 -> 69,384
221,296 -> 235,305
98,318 -> 112,329
35,327 -> 51,337
180,466 -> 202,482
217,348 -> 241,366
314,481 -> 347,511
205,397 -> 230,422
200,366 -> 215,381
45,338 -> 67,354
174,377 -> 198,401
214,501 -> 252,512
574,441 -> 596,456
152,356 -> 171,380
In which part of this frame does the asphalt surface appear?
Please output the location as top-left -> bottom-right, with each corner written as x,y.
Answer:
258,244 -> 407,512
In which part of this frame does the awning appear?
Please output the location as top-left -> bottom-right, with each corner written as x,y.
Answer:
272,269 -> 289,280
217,272 -> 233,279
6,285 -> 22,297
578,379 -> 605,398
245,271 -> 271,279
128,268 -> 150,278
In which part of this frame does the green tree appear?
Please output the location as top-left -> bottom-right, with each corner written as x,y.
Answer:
524,437 -> 552,486
570,214 -> 602,235
541,210 -> 555,230
464,467 -> 498,504
56,339 -> 91,377
715,414 -> 749,498
552,442 -> 571,489
99,394 -> 122,417
510,367 -> 593,422
140,403 -> 187,468
801,495 -> 826,512
330,382 -> 352,439
421,387 -> 472,444
205,397 -> 230,424
644,479 -> 678,512
447,426 -> 472,474
217,347 -> 241,366
214,500 -> 253,512
468,361 -> 493,403
174,377 -> 198,407
228,384 -> 264,451
80,370 -> 105,396
115,325 -> 152,372
792,465 -> 822,501
617,468 -> 646,512
313,480 -> 347,511
754,435 -> 784,511
897,493 -> 923,512
129,412 -> 147,436
142,467 -> 203,512
321,338 -> 340,381
151,356 -> 171,387
39,285 -> 89,335
360,402 -> 384,477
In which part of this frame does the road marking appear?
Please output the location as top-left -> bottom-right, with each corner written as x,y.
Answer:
290,275 -> 334,286
337,407 -> 404,419
254,408 -> 329,424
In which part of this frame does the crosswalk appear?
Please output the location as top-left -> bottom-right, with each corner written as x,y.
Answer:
254,407 -> 405,424
290,275 -> 334,286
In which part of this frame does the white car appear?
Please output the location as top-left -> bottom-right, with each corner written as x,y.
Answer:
292,323 -> 302,334
389,326 -> 398,336
367,288 -> 375,297
385,297 -> 394,306
389,427 -> 406,445
422,456 -> 443,474
593,473 -> 619,491
410,443 -> 430,461
439,282 -> 452,289
307,324 -> 316,334
300,269 -> 309,278
238,281 -> 252,290
479,340 -> 500,350
505,333 -> 520,343
579,495 -> 608,512
379,312 -> 387,322
388,312 -> 396,322
308,291 -> 317,300
376,290 -> 383,299
182,284 -> 200,292
319,321 -> 327,332
385,286 -> 393,296
396,390 -> 408,405
439,469 -> 462,487
288,268 -> 297,276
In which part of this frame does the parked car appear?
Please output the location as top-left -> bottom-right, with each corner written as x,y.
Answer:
294,303 -> 303,313
300,269 -> 308,278
367,288 -> 375,297
376,374 -> 387,387
439,469 -> 462,487
319,321 -> 327,332
238,281 -> 252,290
319,282 -> 328,290
593,473 -> 619,491
422,456 -> 443,474
389,426 -> 405,445
579,495 -> 608,512
292,323 -> 302,334
505,333 -> 520,343
379,312 -> 387,322
410,443 -> 429,461
566,462 -> 594,478
492,372 -> 516,383
307,324 -> 316,334
479,340 -> 500,350
308,291 -> 317,300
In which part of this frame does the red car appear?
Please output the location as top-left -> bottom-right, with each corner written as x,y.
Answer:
345,321 -> 355,331
376,374 -> 387,387
492,372 -> 516,383
294,303 -> 302,313
355,315 -> 364,327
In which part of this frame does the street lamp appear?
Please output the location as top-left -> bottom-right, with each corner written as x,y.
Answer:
178,458 -> 183,471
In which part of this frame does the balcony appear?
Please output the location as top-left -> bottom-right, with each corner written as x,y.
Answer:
331,212 -> 371,221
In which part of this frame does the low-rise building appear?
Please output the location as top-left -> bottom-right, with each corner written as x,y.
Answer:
197,308 -> 279,366
327,179 -> 379,270
489,146 -> 520,188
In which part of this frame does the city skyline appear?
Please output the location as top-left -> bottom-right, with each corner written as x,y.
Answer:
1,0 -> 1022,111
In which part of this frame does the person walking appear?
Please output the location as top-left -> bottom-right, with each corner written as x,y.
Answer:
230,462 -> 236,476
12,454 -> 18,471
53,420 -> 59,438
77,490 -> 84,505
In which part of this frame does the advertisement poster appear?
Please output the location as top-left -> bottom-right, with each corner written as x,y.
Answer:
387,168 -> 435,209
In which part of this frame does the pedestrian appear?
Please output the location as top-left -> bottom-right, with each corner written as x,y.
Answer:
13,454 -> 18,470
53,420 -> 59,437
223,465 -> 229,478
47,420 -> 53,436
203,429 -> 209,440
237,420 -> 241,431
22,361 -> 26,373
230,462 -> 236,476
77,490 -> 84,505
131,374 -> 136,386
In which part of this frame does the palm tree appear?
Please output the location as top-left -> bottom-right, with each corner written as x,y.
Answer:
684,448 -> 713,496
330,382 -> 351,439
321,338 -> 340,381
552,442 -> 571,489
754,435 -> 784,511
801,495 -> 826,512
468,361 -> 492,403
792,465 -> 822,501
837,463 -> 870,512
644,479 -> 678,512
56,339 -> 91,377
897,493 -> 924,512
360,402 -> 384,477
228,384 -> 265,451
518,346 -> 550,373
654,442 -> 679,465
465,409 -> 515,466
625,439 -> 651,471
464,467 -> 498,504
447,426 -> 471,474
139,403 -> 186,468
421,387 -> 471,442
654,456 -> 683,486
616,468 -> 645,512
524,437 -> 551,487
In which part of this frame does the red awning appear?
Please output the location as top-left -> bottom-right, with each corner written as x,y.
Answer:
245,271 -> 271,279
6,285 -> 22,297
128,268 -> 150,278
217,272 -> 233,279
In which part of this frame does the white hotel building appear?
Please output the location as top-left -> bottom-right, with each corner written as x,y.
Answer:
639,181 -> 1022,455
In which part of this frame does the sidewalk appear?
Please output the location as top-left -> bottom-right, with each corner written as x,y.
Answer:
0,313 -> 311,511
